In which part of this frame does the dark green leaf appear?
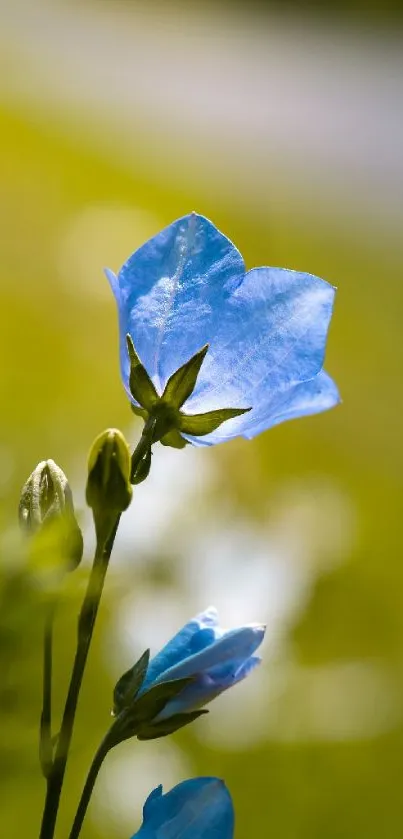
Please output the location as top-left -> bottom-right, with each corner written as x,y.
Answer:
113,649 -> 150,715
162,344 -> 209,408
137,709 -> 209,740
179,406 -> 251,436
126,335 -> 159,411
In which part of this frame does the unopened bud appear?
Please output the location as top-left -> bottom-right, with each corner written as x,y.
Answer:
19,459 -> 83,571
86,429 -> 132,517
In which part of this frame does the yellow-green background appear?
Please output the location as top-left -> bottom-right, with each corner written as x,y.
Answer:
1,2 -> 402,837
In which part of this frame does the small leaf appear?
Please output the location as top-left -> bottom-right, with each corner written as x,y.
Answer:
137,710 -> 209,740
179,407 -> 251,436
113,649 -> 150,716
160,430 -> 188,449
126,335 -> 159,411
162,344 -> 209,408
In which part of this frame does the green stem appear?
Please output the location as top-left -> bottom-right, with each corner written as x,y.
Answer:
38,519 -> 120,839
40,601 -> 55,779
38,421 -> 156,839
67,736 -> 111,839
130,416 -> 156,481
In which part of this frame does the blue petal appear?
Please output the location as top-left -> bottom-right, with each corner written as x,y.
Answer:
243,368 -> 340,439
157,656 -> 261,719
183,263 -> 335,414
140,607 -> 220,692
154,624 -> 265,685
106,213 -> 244,395
104,267 -> 120,301
142,786 -> 163,820
131,777 -> 235,839
184,369 -> 340,445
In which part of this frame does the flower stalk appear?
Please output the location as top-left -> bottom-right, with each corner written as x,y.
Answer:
68,735 -> 111,839
38,519 -> 120,839
39,601 -> 55,780
38,422 -> 156,839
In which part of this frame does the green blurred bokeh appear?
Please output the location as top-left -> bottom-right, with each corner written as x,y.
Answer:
1,1 -> 402,837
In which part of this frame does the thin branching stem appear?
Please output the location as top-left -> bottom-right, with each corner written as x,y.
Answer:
38,421 -> 156,839
38,519 -> 120,839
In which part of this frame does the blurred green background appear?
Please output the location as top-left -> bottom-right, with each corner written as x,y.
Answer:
1,0 -> 402,837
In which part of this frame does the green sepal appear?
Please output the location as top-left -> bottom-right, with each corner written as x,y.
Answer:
137,709 -> 209,740
128,677 -> 193,725
26,509 -> 83,576
151,404 -> 180,443
52,513 -> 83,571
162,344 -> 209,408
179,406 -> 251,436
160,430 -> 188,449
131,404 -> 148,421
109,677 -> 193,746
113,649 -> 150,716
127,343 -> 251,446
126,335 -> 159,411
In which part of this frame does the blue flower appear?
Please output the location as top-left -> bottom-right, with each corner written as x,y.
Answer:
139,606 -> 265,721
106,213 -> 339,446
131,777 -> 234,839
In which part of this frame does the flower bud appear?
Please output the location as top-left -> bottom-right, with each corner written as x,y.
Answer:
130,778 -> 234,839
19,459 -> 83,572
86,428 -> 132,517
